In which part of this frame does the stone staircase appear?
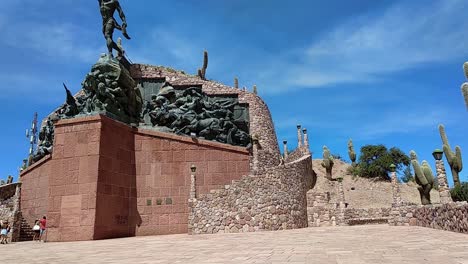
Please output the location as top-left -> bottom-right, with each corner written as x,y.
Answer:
18,215 -> 34,241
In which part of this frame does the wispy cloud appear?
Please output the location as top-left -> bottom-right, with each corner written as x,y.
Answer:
128,27 -> 201,72
358,109 -> 458,140
2,23 -> 98,64
257,0 -> 468,92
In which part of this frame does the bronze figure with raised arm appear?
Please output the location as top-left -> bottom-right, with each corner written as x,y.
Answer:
98,0 -> 131,57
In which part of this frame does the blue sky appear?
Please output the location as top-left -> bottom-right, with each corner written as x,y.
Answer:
1,0 -> 467,185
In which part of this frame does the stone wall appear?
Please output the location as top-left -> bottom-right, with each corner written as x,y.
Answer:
0,183 -> 21,242
20,114 -> 251,241
188,155 -> 314,234
389,202 -> 468,234
20,156 -> 51,229
285,146 -> 309,164
134,128 -> 250,236
94,116 -> 137,240
43,116 -> 104,242
307,191 -> 392,227
130,64 -> 281,171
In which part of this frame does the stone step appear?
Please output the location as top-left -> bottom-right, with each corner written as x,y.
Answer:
347,217 -> 390,226
17,214 -> 34,242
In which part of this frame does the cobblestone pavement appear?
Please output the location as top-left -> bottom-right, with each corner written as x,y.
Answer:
2,225 -> 468,264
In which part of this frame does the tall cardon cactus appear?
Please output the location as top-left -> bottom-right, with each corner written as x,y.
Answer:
462,62 -> 468,109
348,139 -> 357,166
198,50 -> 208,80
410,151 -> 434,205
439,124 -> 463,187
321,146 -> 334,180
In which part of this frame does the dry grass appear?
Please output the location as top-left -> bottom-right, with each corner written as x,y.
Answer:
310,159 -> 440,208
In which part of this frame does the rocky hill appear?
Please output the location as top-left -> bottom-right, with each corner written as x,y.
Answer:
310,159 -> 440,208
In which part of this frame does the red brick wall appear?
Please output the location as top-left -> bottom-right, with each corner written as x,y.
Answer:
134,129 -> 250,236
20,156 -> 51,226
20,115 -> 250,241
45,117 -> 102,242
94,116 -> 136,240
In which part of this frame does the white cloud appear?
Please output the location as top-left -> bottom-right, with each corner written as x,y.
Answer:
128,27 -> 201,72
2,23 -> 98,63
259,0 -> 468,91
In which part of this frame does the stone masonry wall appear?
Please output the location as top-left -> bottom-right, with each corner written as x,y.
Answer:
0,183 -> 21,241
307,191 -> 392,227
20,114 -> 251,241
130,65 -> 281,171
20,156 -> 51,229
134,128 -> 250,236
188,155 -> 314,234
285,147 -> 310,164
413,203 -> 468,233
389,202 -> 468,234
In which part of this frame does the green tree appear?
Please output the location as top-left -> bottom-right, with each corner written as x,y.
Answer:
401,166 -> 415,183
358,145 -> 410,181
451,182 -> 468,202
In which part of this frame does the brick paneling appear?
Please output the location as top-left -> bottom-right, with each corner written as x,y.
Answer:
20,115 -> 250,241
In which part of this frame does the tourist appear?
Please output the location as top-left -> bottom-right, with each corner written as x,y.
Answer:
32,220 -> 41,242
0,220 -> 10,244
39,216 -> 47,242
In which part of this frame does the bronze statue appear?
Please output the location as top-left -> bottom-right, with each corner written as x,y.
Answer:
98,0 -> 131,57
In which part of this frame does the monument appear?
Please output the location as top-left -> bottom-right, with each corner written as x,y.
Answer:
18,1 -> 314,242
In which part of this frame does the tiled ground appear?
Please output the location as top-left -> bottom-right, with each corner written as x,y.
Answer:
2,225 -> 467,264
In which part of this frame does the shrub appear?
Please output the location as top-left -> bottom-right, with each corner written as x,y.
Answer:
450,182 -> 468,202
357,145 -> 410,181
332,153 -> 347,163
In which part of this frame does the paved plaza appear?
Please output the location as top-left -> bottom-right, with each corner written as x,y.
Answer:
2,225 -> 467,264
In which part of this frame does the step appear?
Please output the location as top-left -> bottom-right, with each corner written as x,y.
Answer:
347,217 -> 390,226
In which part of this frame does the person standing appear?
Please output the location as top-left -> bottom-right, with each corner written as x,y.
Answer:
0,220 -> 10,244
39,216 -> 47,242
32,220 -> 41,242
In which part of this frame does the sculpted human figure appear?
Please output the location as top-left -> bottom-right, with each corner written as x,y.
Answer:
98,0 -> 131,57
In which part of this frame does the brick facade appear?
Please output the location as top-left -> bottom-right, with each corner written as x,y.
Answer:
134,128 -> 250,236
20,115 -> 250,241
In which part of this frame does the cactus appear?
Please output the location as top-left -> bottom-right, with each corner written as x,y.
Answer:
462,83 -> 468,109
234,77 -> 239,88
321,146 -> 334,180
438,124 -> 463,187
410,151 -> 434,205
253,85 -> 258,95
463,62 -> 468,110
347,139 -> 356,166
198,50 -> 208,80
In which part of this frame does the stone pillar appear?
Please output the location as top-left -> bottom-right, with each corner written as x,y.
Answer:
283,140 -> 288,160
190,174 -> 197,200
297,125 -> 302,148
302,128 -> 309,147
336,178 -> 346,225
252,137 -> 259,175
390,171 -> 402,207
337,178 -> 346,208
436,159 -> 453,204
12,183 -> 22,242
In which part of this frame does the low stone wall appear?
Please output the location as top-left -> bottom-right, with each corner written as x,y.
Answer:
344,208 -> 392,225
413,203 -> 468,233
389,202 -> 468,234
307,191 -> 392,227
285,147 -> 309,164
0,183 -> 21,242
188,155 -> 314,234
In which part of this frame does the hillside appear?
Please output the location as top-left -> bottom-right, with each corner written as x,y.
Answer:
310,159 -> 440,208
